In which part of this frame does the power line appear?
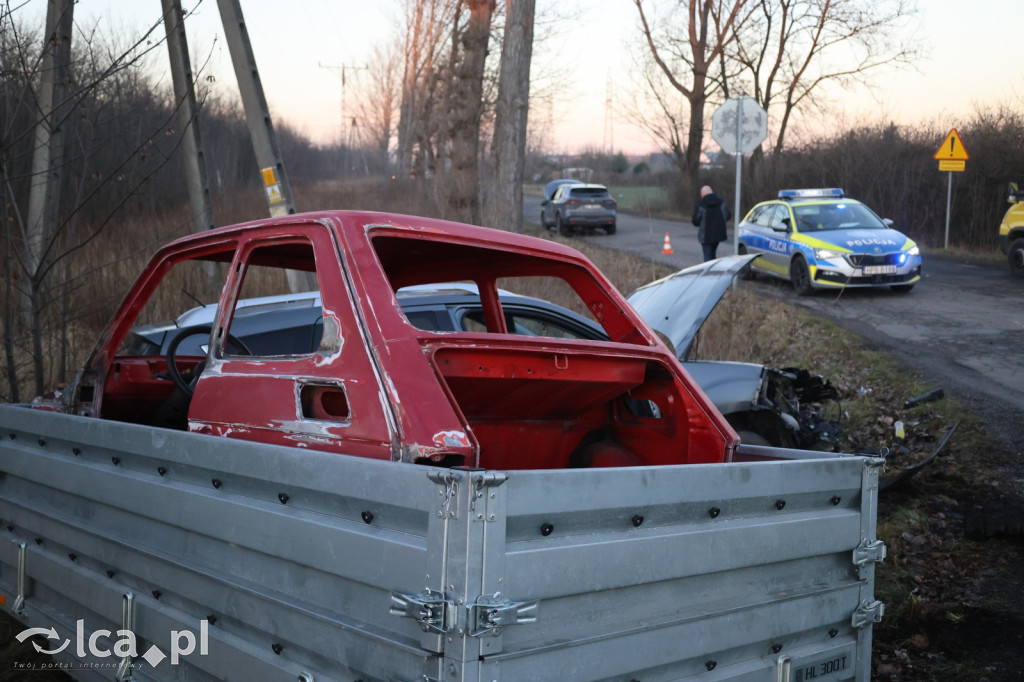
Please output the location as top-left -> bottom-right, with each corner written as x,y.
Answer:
603,70 -> 614,153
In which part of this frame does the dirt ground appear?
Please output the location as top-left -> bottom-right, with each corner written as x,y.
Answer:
870,399 -> 1024,682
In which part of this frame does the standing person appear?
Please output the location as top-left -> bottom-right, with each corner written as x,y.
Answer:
692,185 -> 732,262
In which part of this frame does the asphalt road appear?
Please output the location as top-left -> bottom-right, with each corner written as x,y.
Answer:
525,194 -> 1024,456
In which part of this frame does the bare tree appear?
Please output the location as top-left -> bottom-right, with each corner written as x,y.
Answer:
629,0 -> 921,187
488,0 -> 535,232
352,43 -> 402,172
728,0 -> 922,163
395,0 -> 456,179
632,0 -> 749,191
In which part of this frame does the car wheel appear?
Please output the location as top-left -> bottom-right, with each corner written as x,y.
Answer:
1008,238 -> 1024,278
605,222 -> 617,235
891,284 -> 915,293
790,256 -> 814,296
556,213 -> 571,236
540,210 -> 548,229
737,244 -> 754,280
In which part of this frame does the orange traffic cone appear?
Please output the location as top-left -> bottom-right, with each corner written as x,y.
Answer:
661,232 -> 674,255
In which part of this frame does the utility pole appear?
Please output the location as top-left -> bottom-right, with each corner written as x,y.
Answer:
216,0 -> 295,219
25,0 -> 74,278
23,0 -> 73,396
161,0 -> 214,233
216,0 -> 314,292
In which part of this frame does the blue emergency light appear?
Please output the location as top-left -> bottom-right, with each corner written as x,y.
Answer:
778,188 -> 845,200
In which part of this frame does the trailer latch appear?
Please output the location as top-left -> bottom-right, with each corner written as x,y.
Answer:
852,539 -> 887,567
468,594 -> 538,637
851,600 -> 885,628
13,542 -> 27,616
389,589 -> 453,634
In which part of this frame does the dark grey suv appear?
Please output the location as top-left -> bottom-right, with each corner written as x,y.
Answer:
540,183 -> 617,235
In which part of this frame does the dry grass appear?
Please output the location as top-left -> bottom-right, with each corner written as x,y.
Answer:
922,243 -> 1004,265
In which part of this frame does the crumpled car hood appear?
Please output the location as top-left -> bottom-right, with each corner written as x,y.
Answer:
626,254 -> 758,361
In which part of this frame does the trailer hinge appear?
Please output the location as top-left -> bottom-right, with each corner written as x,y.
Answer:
852,539 -> 887,567
470,471 -> 508,489
389,589 -> 454,634
851,600 -> 885,628
468,594 -> 538,637
427,471 -> 462,520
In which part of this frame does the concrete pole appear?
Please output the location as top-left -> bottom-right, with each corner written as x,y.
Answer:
25,0 -> 74,277
162,0 -> 215,233
22,0 -> 73,395
216,0 -> 296,218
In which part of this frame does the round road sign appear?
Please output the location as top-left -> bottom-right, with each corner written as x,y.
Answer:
712,96 -> 768,155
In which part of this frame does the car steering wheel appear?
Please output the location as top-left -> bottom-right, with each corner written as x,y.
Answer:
165,324 -> 252,396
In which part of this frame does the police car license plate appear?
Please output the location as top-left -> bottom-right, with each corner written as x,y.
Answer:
862,265 -> 896,275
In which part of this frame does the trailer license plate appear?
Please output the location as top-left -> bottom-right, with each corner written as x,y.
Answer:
862,265 -> 896,275
795,653 -> 848,681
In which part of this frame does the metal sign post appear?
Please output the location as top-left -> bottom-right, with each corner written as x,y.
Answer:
944,172 -> 952,250
711,96 -> 768,255
933,128 -> 969,249
733,98 -> 743,255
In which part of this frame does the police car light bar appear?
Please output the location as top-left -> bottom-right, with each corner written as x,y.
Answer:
778,188 -> 845,200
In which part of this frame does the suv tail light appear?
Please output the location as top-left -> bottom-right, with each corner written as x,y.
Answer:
565,199 -> 581,206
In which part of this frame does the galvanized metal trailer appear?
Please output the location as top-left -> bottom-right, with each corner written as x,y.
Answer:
0,404 -> 884,682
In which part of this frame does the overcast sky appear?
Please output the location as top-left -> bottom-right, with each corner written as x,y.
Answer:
14,0 -> 1023,155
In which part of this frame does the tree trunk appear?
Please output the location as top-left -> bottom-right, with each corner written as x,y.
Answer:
488,0 -> 536,232
685,70 -> 707,193
446,0 -> 494,224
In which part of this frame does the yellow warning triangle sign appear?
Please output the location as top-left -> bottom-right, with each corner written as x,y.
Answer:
933,128 -> 969,161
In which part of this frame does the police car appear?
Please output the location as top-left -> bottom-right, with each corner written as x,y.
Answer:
737,188 -> 921,294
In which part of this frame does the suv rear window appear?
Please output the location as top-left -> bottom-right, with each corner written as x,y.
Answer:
569,187 -> 609,199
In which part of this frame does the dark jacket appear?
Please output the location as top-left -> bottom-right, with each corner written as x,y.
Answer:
692,193 -> 731,244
